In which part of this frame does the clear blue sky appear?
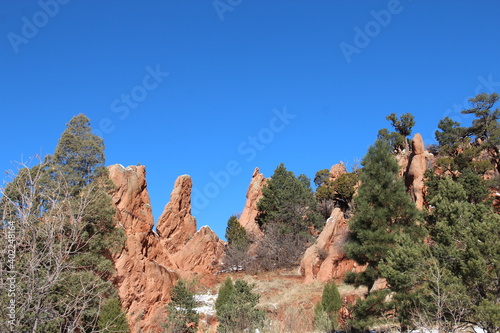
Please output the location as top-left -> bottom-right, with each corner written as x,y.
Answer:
1,1 -> 500,239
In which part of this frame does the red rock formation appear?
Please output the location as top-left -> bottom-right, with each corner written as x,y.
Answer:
170,226 -> 225,274
238,167 -> 266,237
330,162 -> 347,181
109,164 -> 154,233
108,165 -> 225,332
406,133 -> 427,209
109,165 -> 177,332
156,175 -> 197,254
301,208 -> 364,283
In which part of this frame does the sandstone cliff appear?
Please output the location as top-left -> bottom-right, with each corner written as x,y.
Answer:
301,208 -> 364,283
238,167 -> 266,237
108,165 -> 224,332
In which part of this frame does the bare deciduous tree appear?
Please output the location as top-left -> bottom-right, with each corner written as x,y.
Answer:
0,160 -> 117,332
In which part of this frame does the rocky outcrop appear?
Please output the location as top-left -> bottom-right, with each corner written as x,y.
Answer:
170,226 -> 225,274
301,208 -> 364,283
238,167 -> 266,237
156,175 -> 197,254
108,165 -> 225,332
406,133 -> 427,209
109,165 -> 177,332
330,162 -> 347,180
109,164 -> 154,233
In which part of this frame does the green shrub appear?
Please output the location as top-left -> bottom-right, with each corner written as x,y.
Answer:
98,297 -> 129,332
215,278 -> 265,333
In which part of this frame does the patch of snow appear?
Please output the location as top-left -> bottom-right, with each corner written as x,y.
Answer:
193,293 -> 218,316
216,265 -> 243,274
404,328 -> 486,333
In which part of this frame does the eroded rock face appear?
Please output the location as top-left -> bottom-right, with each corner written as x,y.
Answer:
301,208 -> 364,283
108,164 -> 154,233
170,226 -> 225,274
108,165 -> 224,332
406,133 -> 427,209
330,162 -> 347,181
238,167 -> 266,237
156,175 -> 197,254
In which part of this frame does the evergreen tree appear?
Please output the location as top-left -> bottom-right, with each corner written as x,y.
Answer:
435,116 -> 467,155
345,139 -> 424,291
378,113 -> 415,152
165,280 -> 199,333
381,172 -> 500,332
257,163 -> 322,233
215,277 -> 234,313
225,215 -> 249,250
386,112 -> 415,138
314,169 -> 331,188
98,297 -> 129,332
314,168 -> 359,214
255,163 -> 322,270
50,114 -> 123,276
50,113 -> 107,191
313,301 -> 332,332
215,278 -> 264,333
320,280 -> 342,330
461,92 -> 500,143
0,115 -> 124,332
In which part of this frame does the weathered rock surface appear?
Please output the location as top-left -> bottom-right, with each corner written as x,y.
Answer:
238,167 -> 266,237
108,165 -> 224,332
170,226 -> 225,274
406,133 -> 427,209
109,164 -> 154,233
156,175 -> 197,254
301,208 -> 364,283
330,162 -> 347,181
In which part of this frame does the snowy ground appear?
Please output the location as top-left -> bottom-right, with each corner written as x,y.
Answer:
193,293 -> 218,316
399,328 -> 486,333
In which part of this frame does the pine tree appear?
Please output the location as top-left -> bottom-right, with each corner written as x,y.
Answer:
225,215 -> 249,250
165,280 -> 199,333
314,168 -> 359,214
435,116 -> 467,155
426,175 -> 500,332
313,301 -> 332,332
50,113 -> 107,191
321,280 -> 342,330
0,115 -> 124,331
254,163 -> 323,270
98,297 -> 129,332
257,162 -> 322,233
461,92 -> 500,143
378,113 -> 415,152
381,172 -> 500,332
345,139 -> 424,291
215,278 -> 264,333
